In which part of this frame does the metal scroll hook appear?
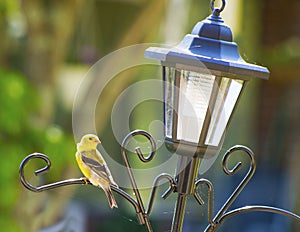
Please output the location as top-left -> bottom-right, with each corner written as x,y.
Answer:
19,153 -> 87,192
213,146 -> 256,226
121,129 -> 157,232
194,178 -> 214,225
19,153 -> 51,192
204,145 -> 256,231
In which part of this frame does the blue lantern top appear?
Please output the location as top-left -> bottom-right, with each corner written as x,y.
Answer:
145,13 -> 269,80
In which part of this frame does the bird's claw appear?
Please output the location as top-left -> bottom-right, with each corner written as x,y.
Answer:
80,177 -> 90,185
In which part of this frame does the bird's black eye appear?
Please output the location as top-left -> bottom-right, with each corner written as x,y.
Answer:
89,137 -> 93,141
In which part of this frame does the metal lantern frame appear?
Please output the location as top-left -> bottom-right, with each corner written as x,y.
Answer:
19,1 -> 299,232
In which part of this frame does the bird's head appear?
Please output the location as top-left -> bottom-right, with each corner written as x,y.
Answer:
77,134 -> 101,151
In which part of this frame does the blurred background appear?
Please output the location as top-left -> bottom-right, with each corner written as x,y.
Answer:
0,0 -> 299,231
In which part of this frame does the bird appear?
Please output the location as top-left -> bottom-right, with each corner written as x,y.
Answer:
75,134 -> 118,208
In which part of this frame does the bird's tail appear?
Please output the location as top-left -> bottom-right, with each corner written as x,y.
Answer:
104,186 -> 118,209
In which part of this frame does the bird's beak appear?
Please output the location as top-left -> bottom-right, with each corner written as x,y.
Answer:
96,139 -> 101,144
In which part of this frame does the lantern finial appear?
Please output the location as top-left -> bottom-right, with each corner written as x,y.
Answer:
210,0 -> 226,17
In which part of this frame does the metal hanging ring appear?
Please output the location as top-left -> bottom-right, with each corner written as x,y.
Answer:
211,0 -> 226,16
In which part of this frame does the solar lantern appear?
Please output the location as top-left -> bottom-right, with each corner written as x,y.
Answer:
145,0 -> 269,159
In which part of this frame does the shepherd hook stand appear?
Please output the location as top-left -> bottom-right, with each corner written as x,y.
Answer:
19,130 -> 300,231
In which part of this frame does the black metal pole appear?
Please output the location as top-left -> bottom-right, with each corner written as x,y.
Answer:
171,156 -> 201,232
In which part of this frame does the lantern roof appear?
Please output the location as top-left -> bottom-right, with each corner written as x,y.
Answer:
145,14 -> 269,80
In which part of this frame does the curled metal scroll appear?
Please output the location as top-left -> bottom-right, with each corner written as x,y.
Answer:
19,153 -> 85,192
204,145 -> 256,231
203,145 -> 300,231
194,178 -> 214,225
218,145 -> 256,216
146,173 -> 177,216
121,130 -> 176,232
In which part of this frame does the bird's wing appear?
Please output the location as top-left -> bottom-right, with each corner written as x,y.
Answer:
81,153 -> 110,182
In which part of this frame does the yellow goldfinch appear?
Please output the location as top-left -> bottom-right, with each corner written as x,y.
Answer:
76,134 -> 118,208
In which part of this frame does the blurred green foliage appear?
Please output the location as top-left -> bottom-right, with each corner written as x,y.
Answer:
0,69 -> 76,231
0,69 -> 38,135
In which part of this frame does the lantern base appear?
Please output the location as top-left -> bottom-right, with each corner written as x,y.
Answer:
164,137 -> 220,158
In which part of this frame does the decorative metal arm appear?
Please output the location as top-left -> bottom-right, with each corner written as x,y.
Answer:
121,130 -> 176,231
19,134 -> 300,232
146,173 -> 177,216
219,205 -> 300,224
19,153 -> 141,214
19,153 -> 86,192
215,146 -> 256,220
194,179 -> 214,224
121,130 -> 156,225
202,145 -> 300,231
19,130 -> 176,232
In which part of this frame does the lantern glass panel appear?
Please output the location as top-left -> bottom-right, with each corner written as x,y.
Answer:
164,66 -> 246,151
177,70 -> 215,143
164,67 -> 176,138
205,78 -> 244,146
